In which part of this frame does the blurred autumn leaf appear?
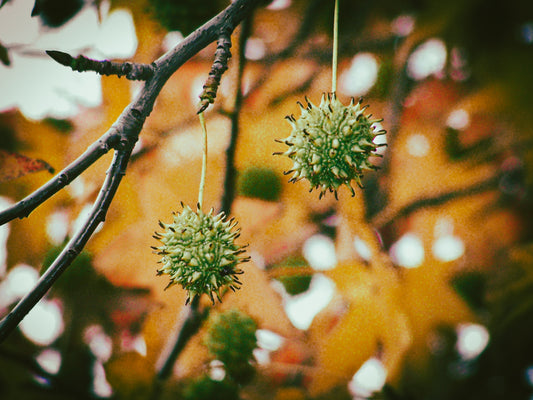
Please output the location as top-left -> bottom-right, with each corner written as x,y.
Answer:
0,149 -> 54,182
146,0 -> 224,36
0,42 -> 9,66
31,0 -> 84,27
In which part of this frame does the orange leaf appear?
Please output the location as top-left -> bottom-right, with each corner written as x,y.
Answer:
0,149 -> 54,182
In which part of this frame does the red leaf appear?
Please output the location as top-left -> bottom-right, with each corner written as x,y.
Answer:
0,149 -> 54,182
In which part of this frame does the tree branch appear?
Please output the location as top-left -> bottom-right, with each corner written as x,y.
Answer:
0,0 -> 264,343
371,174 -> 501,229
220,16 -> 252,215
46,50 -> 155,81
197,31 -> 233,113
0,146 -> 133,343
0,128 -> 118,225
150,298 -> 206,400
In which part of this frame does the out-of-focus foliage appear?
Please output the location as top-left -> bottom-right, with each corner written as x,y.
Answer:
271,255 -> 312,295
1,0 -> 532,399
183,374 -> 240,400
146,0 -> 225,35
0,149 -> 54,182
237,166 -> 283,201
31,0 -> 85,27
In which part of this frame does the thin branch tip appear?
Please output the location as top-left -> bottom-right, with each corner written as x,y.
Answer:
46,50 -> 72,66
198,33 -> 233,111
47,50 -> 154,81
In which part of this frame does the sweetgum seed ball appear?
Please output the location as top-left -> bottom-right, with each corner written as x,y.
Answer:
205,309 -> 257,363
276,93 -> 386,198
153,204 -> 248,304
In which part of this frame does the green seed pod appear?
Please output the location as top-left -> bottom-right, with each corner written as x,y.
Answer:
275,93 -> 386,199
152,204 -> 249,304
204,309 -> 257,382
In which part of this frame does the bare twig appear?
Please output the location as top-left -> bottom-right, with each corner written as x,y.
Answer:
0,145 -> 134,342
220,16 -> 252,215
156,298 -> 204,380
0,0 -> 264,343
371,174 -> 501,229
151,297 -> 206,400
197,31 -> 233,113
46,50 -> 155,81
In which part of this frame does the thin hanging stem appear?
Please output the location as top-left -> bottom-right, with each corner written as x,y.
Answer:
198,112 -> 208,209
331,0 -> 339,93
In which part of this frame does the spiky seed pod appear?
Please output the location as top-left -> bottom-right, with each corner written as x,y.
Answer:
275,93 -> 386,199
152,204 -> 249,304
204,309 -> 257,382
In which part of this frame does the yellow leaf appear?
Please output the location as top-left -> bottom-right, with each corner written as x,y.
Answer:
308,299 -> 380,396
218,260 -> 296,338
105,351 -> 155,399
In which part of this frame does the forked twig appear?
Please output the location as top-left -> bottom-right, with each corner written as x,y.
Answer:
0,0 -> 264,343
197,30 -> 233,114
0,127 -> 118,225
0,145 -> 134,342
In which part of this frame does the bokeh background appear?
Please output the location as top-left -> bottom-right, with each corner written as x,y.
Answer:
1,0 -> 533,398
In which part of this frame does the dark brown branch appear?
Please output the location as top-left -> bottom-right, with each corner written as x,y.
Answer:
150,298 -> 206,399
46,50 -> 155,81
371,174 -> 501,229
197,31 -> 232,113
0,0 -> 263,343
220,16 -> 252,215
0,146 -> 134,343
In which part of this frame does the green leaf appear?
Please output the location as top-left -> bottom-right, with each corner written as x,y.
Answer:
237,166 -> 283,202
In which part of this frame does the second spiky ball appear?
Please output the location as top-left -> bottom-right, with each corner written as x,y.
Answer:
204,309 -> 257,382
276,93 -> 385,198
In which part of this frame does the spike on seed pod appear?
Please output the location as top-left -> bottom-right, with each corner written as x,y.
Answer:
153,204 -> 247,304
275,92 -> 385,198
